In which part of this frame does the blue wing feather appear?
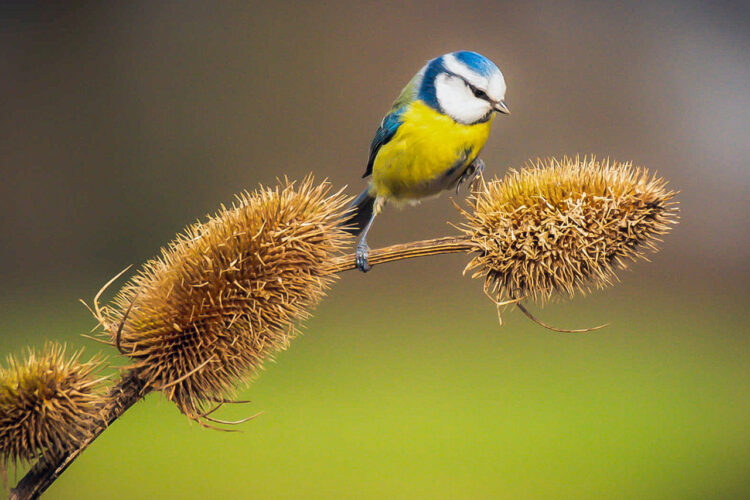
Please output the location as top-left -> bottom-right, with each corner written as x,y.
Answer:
363,108 -> 404,178
363,65 -> 425,178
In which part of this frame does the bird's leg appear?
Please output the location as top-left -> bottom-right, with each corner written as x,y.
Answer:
355,211 -> 377,273
456,157 -> 486,195
468,157 -> 485,190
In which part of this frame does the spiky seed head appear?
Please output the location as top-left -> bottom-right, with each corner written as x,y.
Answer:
0,343 -> 106,467
102,177 -> 351,418
461,156 -> 678,304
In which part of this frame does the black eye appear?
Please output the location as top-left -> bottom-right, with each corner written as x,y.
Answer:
470,85 -> 488,100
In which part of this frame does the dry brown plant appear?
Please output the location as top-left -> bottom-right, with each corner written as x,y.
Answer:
97,177 -> 351,420
7,157 -> 678,499
0,344 -> 106,468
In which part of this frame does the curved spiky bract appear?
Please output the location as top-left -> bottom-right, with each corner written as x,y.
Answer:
103,177 -> 351,419
0,343 -> 106,467
461,156 -> 678,304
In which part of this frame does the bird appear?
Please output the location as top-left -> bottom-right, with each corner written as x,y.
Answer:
344,50 -> 510,272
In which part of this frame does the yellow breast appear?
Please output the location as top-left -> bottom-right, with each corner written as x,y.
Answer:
370,100 -> 493,202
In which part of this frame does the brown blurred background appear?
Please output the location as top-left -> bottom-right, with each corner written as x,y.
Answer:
1,1 -> 749,499
1,1 -> 748,292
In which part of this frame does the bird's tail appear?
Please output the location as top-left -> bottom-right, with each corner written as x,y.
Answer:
341,188 -> 375,236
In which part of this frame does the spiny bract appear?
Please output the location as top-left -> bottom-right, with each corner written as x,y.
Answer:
103,177 -> 351,419
0,343 -> 106,467
461,156 -> 678,304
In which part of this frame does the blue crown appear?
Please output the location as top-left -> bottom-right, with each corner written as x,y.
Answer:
418,51 -> 499,110
453,51 -> 499,78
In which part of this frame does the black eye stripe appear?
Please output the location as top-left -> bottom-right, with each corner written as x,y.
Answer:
466,82 -> 489,100
443,72 -> 491,102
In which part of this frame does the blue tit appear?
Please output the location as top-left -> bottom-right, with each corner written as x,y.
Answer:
344,50 -> 510,272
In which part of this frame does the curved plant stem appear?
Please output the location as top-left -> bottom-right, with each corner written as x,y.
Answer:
9,371 -> 150,500
324,236 -> 472,274
9,236 -> 475,499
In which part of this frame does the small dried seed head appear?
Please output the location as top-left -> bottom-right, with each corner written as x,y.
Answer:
102,177 -> 351,418
461,156 -> 678,304
0,343 -> 106,467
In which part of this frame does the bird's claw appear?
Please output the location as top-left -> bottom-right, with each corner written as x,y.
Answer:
355,242 -> 371,272
456,158 -> 485,195
468,158 -> 485,191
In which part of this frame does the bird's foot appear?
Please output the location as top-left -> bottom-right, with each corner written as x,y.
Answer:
456,158 -> 486,195
355,241 -> 371,272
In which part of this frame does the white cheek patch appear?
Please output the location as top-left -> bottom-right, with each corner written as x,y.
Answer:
435,73 -> 492,125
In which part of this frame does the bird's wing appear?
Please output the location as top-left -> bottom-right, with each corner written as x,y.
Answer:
363,109 -> 403,178
362,71 -> 422,178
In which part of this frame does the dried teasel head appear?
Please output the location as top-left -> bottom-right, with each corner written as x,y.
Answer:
97,177 -> 351,420
0,343 -> 106,467
461,156 -> 678,306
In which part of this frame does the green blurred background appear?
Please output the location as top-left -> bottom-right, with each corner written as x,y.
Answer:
1,1 -> 748,498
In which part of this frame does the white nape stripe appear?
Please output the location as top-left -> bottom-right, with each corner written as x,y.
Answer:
442,53 -> 488,91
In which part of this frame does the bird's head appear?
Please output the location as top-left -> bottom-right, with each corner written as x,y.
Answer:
420,51 -> 509,125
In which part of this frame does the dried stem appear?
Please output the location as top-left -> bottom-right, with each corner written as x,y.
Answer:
7,160 -> 676,497
9,371 -> 150,500
324,236 -> 472,274
7,238 -> 469,499
8,237 -> 474,499
7,233 -> 609,498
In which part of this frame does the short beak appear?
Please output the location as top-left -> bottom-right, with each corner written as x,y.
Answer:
493,100 -> 510,115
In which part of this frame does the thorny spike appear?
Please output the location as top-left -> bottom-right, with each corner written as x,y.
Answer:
516,302 -> 608,333
0,343 -> 107,466
88,266 -> 132,325
154,357 -> 215,391
205,397 -> 252,404
460,156 -> 678,321
115,292 -> 139,354
201,412 -> 263,426
96,176 -> 351,420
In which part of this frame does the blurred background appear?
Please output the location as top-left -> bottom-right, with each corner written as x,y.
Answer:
1,1 -> 748,498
